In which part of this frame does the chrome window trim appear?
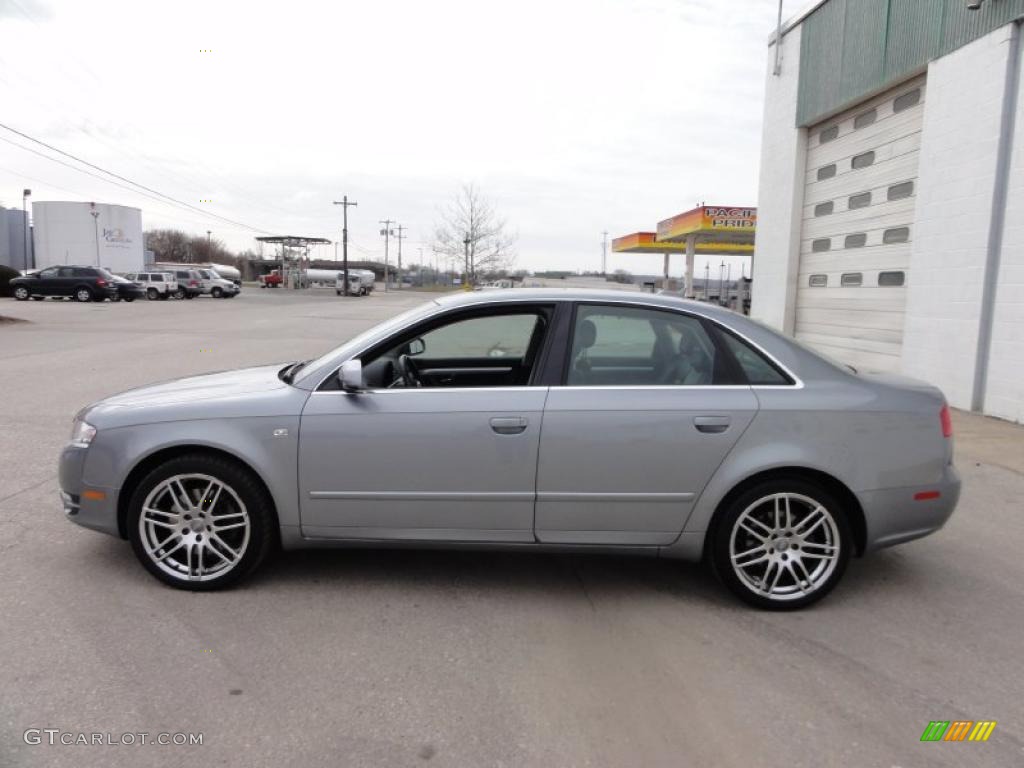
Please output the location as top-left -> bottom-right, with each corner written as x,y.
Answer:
311,296 -> 805,391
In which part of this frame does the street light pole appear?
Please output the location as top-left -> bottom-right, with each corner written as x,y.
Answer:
22,189 -> 31,270
333,197 -> 358,296
379,219 -> 395,292
394,224 -> 405,290
90,204 -> 101,267
463,235 -> 470,288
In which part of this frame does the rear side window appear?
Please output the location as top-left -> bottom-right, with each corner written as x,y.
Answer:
567,306 -> 721,386
717,331 -> 792,386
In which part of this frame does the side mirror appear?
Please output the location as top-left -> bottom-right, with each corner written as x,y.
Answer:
408,337 -> 426,356
339,359 -> 364,391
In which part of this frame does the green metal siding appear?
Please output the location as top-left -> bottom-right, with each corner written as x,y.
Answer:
797,0 -> 1024,126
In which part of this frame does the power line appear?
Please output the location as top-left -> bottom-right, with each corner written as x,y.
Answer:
0,121 -> 275,234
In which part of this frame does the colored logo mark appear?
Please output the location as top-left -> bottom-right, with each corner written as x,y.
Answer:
920,720 -> 996,742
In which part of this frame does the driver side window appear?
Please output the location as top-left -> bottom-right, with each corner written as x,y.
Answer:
362,310 -> 546,389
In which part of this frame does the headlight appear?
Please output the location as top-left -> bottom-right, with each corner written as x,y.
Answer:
70,419 -> 97,448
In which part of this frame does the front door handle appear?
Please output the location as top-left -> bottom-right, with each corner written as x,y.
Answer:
490,416 -> 528,435
694,415 -> 731,434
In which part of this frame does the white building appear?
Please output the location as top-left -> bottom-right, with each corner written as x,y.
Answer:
753,0 -> 1024,423
32,201 -> 144,274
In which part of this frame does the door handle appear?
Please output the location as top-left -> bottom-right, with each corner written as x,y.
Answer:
694,415 -> 731,434
490,416 -> 528,435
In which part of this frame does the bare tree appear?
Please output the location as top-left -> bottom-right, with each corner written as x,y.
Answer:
433,184 -> 515,283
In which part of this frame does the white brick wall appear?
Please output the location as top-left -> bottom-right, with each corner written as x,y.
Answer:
902,26 -> 1015,411
985,31 -> 1024,424
751,26 -> 806,335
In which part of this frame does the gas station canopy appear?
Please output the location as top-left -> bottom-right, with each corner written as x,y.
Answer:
612,205 -> 756,296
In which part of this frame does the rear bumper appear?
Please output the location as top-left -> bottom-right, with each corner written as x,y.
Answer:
858,463 -> 961,553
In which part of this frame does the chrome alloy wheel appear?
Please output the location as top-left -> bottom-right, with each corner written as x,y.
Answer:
138,473 -> 251,582
728,492 -> 841,602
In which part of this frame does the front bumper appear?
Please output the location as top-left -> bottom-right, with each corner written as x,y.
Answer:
858,463 -> 961,553
59,444 -> 121,537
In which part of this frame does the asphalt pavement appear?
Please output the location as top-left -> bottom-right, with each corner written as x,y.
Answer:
1,287 -> 1022,768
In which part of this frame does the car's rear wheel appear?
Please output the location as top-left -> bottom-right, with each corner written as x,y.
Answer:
711,478 -> 851,610
74,287 -> 92,303
174,287 -> 186,299
13,286 -> 30,300
147,288 -> 159,300
128,454 -> 275,590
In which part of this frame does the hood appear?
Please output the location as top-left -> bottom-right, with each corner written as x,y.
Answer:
96,364 -> 289,409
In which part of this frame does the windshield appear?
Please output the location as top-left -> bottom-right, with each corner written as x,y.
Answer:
292,301 -> 439,386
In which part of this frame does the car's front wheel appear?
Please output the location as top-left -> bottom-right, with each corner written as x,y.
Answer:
711,478 -> 851,610
127,454 -> 276,590
211,287 -> 223,298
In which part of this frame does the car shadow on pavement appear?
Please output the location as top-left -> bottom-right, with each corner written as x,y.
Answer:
79,535 -> 930,609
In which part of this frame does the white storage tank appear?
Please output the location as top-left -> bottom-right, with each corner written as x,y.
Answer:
32,201 -> 144,274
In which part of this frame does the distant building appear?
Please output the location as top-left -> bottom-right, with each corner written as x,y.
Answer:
0,206 -> 32,271
32,201 -> 144,274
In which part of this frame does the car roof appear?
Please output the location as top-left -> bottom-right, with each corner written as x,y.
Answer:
433,287 -> 738,321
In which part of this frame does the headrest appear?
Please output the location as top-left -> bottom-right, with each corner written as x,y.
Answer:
577,319 -> 597,349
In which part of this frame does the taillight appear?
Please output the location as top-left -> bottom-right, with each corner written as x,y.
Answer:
190,280 -> 198,287
940,404 -> 953,438
95,278 -> 107,287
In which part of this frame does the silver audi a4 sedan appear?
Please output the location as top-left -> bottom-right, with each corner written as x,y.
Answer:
60,289 -> 960,609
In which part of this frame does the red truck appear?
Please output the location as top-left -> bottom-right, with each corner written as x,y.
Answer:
258,270 -> 283,288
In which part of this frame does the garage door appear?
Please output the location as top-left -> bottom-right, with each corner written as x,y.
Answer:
795,75 -> 925,373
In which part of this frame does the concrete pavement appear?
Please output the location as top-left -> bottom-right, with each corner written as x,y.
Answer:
1,288 -> 1022,767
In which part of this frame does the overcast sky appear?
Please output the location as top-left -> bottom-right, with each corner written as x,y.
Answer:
0,0 -> 800,277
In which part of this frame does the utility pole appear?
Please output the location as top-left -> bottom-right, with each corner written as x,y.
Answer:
379,219 -> 395,292
22,189 -> 30,271
718,261 -> 726,306
394,224 -> 406,290
463,234 -> 471,288
206,230 -> 212,262
726,263 -> 732,308
601,231 -> 608,275
704,262 -> 710,300
333,196 -> 358,296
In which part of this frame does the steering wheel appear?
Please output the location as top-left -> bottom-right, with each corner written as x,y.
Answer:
396,354 -> 422,388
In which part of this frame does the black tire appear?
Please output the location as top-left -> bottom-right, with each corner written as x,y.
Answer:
174,287 -> 186,300
14,286 -> 30,301
127,453 -> 276,591
211,287 -> 223,299
74,286 -> 93,303
123,297 -> 135,303
709,477 -> 851,610
147,288 -> 159,300
159,293 -> 169,300
185,292 -> 195,300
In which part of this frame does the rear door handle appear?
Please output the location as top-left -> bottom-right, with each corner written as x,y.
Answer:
694,415 -> 731,434
490,416 -> 528,435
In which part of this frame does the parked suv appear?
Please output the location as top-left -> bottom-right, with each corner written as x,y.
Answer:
124,271 -> 178,301
10,266 -> 119,302
196,268 -> 239,299
168,269 -> 203,299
